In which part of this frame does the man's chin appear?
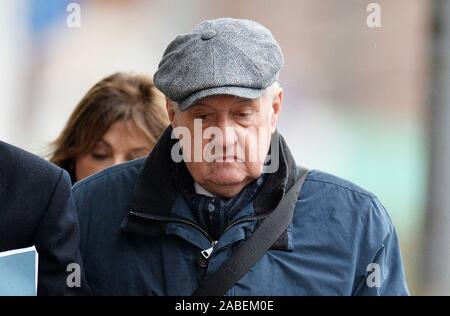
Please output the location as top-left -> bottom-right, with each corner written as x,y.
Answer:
207,168 -> 247,186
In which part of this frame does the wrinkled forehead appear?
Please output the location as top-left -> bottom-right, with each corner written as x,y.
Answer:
186,95 -> 259,111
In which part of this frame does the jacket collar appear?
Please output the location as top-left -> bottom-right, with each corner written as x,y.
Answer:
122,125 -> 299,250
127,126 -> 179,217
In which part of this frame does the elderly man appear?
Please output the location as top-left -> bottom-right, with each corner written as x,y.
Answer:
73,18 -> 409,295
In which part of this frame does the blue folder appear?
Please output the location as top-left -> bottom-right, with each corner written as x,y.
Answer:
0,246 -> 38,296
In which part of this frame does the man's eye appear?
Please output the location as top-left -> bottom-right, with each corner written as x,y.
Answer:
194,113 -> 212,120
235,111 -> 253,119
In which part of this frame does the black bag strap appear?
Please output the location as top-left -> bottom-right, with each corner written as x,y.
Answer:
192,166 -> 310,296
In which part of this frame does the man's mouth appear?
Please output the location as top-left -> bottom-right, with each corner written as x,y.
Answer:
212,155 -> 244,163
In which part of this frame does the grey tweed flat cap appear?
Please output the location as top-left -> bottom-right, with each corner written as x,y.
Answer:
153,18 -> 284,111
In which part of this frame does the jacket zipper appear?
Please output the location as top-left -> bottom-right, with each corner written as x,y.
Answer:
129,210 -> 215,243
129,210 -> 270,257
223,213 -> 269,233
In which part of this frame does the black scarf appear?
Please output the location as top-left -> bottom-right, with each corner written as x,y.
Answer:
172,161 -> 267,241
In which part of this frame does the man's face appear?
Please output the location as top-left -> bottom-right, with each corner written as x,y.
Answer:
167,89 -> 282,198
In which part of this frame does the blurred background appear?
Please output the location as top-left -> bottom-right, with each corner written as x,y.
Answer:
0,0 -> 448,295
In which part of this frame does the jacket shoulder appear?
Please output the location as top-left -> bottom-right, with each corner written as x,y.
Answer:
304,169 -> 376,199
0,141 -> 66,202
72,157 -> 147,248
300,169 -> 393,240
72,157 -> 146,197
0,141 -> 63,184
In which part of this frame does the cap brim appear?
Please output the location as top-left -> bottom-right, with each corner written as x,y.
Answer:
178,86 -> 265,111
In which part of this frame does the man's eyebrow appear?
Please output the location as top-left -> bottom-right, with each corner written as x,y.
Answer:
190,97 -> 253,108
235,97 -> 253,103
189,102 -> 211,109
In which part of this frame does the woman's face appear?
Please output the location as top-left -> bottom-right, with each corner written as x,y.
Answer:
75,120 -> 152,181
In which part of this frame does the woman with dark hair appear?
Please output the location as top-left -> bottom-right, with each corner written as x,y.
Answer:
50,72 -> 169,183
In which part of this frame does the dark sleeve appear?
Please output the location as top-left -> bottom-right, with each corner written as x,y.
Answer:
32,170 -> 90,296
353,198 -> 409,296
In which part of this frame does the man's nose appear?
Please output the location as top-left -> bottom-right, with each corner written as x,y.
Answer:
215,116 -> 238,148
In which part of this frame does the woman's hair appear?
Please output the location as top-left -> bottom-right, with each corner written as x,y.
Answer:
50,72 -> 169,179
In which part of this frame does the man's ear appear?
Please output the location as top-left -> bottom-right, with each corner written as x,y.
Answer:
166,98 -> 177,127
270,88 -> 283,133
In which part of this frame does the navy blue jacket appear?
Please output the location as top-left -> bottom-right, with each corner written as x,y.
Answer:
72,128 -> 409,295
0,141 -> 88,295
